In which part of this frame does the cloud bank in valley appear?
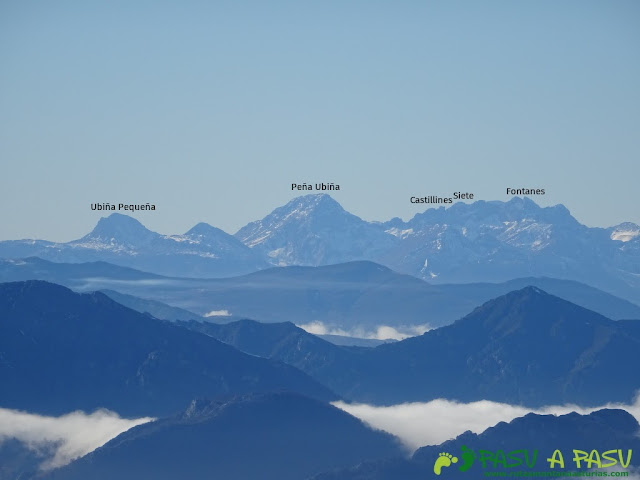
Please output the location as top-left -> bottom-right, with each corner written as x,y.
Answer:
204,309 -> 231,317
334,394 -> 640,452
0,407 -> 154,470
298,320 -> 431,341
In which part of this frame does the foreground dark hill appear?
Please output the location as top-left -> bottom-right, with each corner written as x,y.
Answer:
2,258 -> 639,334
43,393 -> 404,480
0,439 -> 50,480
0,281 -> 335,417
0,258 -> 210,322
341,287 -> 640,405
312,409 -> 640,480
443,276 -> 640,321
181,319 -> 364,382
189,289 -> 640,407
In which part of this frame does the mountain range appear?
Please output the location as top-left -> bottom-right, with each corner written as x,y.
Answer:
336,286 -> 640,406
312,408 -> 640,480
2,257 -> 638,335
0,214 -> 267,278
8,279 -> 632,412
1,195 -> 638,304
41,392 -> 404,480
184,287 -> 640,407
2,279 -> 639,478
0,281 -> 334,417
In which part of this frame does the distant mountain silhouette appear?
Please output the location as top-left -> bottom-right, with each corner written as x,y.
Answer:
311,409 -> 640,480
0,256 -> 162,283
76,213 -> 158,247
0,281 -> 335,417
100,289 -> 204,322
0,214 -> 266,277
42,392 -> 404,480
2,258 -> 638,334
379,198 -> 639,294
1,195 -> 638,302
233,194 -> 640,303
235,194 -> 399,266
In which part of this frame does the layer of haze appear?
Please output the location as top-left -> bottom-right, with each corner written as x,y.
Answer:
1,1 -> 639,241
334,395 -> 640,453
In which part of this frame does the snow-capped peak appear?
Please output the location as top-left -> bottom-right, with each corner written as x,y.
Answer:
610,222 -> 640,242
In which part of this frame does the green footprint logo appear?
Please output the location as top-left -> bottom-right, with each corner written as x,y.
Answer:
458,445 -> 476,472
433,452 -> 458,475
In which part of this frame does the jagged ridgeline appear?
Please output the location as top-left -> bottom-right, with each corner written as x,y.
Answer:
311,409 -> 640,480
0,194 -> 638,305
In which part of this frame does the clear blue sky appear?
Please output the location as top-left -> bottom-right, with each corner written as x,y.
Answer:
1,0 -> 639,241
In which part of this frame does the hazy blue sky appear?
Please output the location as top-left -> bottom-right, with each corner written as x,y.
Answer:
1,0 -> 638,241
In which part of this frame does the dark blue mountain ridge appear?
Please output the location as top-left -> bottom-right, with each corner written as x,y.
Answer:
1,257 -> 639,331
0,280 -> 336,417
0,256 -> 164,283
40,392 -> 405,480
179,288 -> 640,407
311,408 -> 640,480
100,289 -> 205,322
339,286 -> 640,406
179,319 -> 361,379
0,438 -> 53,480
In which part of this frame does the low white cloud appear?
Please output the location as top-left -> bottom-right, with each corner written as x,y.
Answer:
334,394 -> 640,452
297,321 -> 432,340
373,324 -> 431,340
620,466 -> 640,480
204,309 -> 231,317
0,407 -> 154,470
596,466 -> 640,480
297,321 -> 350,336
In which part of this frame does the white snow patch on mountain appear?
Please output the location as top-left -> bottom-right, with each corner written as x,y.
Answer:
165,235 -> 196,243
612,229 -> 640,242
268,247 -> 285,258
246,231 -> 272,247
385,227 -> 414,239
